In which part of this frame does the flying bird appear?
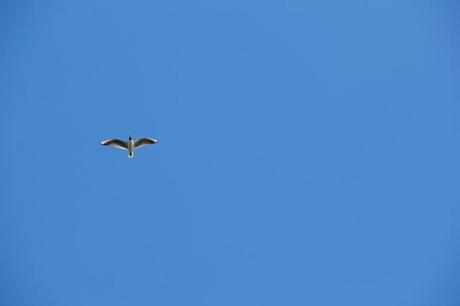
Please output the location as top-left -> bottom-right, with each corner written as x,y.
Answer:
101,136 -> 158,158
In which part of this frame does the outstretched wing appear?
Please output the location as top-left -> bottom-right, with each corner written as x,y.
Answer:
134,137 -> 158,148
101,139 -> 128,150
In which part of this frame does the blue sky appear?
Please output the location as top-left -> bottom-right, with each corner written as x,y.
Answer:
1,1 -> 459,305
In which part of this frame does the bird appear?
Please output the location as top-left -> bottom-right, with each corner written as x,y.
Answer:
101,136 -> 158,158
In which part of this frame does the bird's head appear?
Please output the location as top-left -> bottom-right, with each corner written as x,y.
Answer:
129,136 -> 132,141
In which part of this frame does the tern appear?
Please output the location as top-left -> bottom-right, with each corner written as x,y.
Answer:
101,136 -> 158,158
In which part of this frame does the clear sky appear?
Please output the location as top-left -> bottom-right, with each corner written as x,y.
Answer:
1,1 -> 459,305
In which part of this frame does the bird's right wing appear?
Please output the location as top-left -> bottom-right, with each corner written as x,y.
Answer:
134,137 -> 158,148
100,139 -> 128,150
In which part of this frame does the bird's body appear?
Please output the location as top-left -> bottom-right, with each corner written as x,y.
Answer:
127,137 -> 134,158
101,136 -> 158,158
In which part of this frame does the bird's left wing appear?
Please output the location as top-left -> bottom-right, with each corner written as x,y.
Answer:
101,139 -> 128,150
134,137 -> 158,148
